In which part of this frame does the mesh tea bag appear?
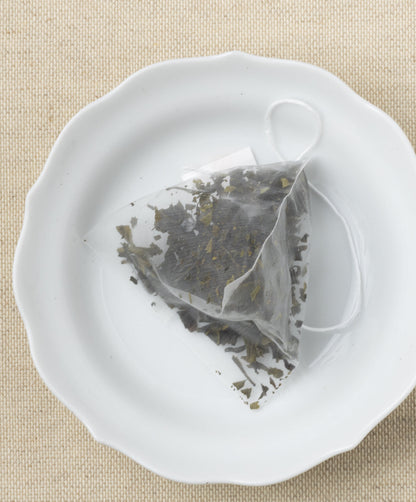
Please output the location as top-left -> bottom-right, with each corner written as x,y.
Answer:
87,160 -> 311,408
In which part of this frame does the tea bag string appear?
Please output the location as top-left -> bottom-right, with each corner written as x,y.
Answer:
265,98 -> 322,162
265,98 -> 363,334
301,185 -> 363,334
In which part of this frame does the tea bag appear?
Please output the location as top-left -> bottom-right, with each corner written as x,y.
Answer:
87,156 -> 311,409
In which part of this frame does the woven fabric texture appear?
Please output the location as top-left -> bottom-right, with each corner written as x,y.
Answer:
1,1 -> 416,500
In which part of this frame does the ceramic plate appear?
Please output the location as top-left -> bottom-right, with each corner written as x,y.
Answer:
13,52 -> 416,485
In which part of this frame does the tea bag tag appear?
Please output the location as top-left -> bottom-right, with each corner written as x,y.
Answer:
182,147 -> 257,181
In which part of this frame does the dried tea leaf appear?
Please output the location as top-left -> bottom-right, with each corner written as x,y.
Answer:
268,367 -> 283,378
232,380 -> 246,390
250,284 -> 261,302
241,388 -> 252,399
116,225 -> 132,243
259,384 -> 269,400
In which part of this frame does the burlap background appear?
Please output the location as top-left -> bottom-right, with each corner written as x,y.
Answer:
1,1 -> 416,500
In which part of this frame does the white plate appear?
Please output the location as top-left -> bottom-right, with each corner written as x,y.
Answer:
13,52 -> 416,485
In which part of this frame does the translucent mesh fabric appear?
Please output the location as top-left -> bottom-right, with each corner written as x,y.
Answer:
88,161 -> 311,407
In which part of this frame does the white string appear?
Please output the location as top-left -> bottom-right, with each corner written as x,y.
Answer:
302,182 -> 363,334
265,99 -> 323,162
265,98 -> 362,334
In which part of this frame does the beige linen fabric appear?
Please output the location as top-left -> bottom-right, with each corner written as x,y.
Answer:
1,1 -> 416,500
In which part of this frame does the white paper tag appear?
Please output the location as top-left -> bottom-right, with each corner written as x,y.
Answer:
182,147 -> 257,181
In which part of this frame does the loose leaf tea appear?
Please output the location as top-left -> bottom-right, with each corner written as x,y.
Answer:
110,161 -> 311,408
